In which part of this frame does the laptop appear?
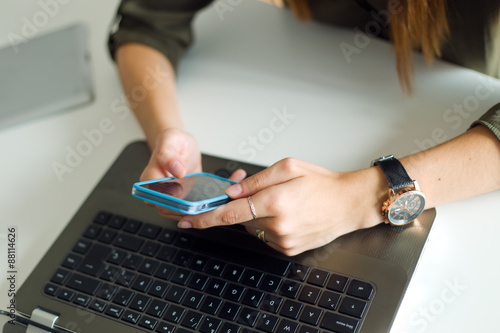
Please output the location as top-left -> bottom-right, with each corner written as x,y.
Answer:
4,141 -> 435,333
0,24 -> 93,129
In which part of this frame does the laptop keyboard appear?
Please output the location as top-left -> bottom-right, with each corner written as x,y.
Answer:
44,211 -> 375,333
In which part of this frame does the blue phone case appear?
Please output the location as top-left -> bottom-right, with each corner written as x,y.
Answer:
131,172 -> 236,215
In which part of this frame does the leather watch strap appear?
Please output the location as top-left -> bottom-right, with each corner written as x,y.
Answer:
372,156 -> 413,191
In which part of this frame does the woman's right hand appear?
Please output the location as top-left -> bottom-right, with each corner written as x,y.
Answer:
140,128 -> 202,182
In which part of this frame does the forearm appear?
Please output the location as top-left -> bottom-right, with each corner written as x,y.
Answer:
402,125 -> 500,209
115,43 -> 182,149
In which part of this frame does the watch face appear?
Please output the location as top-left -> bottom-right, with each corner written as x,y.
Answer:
388,191 -> 426,225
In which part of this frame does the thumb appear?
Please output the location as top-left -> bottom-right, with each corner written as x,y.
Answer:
156,149 -> 187,178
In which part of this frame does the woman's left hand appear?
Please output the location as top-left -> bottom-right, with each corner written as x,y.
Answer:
178,157 -> 385,256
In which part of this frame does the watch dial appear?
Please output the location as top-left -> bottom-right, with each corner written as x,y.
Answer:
388,191 -> 425,225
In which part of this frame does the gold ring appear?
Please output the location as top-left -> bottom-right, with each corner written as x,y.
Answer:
257,229 -> 267,242
248,196 -> 257,219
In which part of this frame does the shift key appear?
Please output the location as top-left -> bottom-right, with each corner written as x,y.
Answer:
66,273 -> 102,296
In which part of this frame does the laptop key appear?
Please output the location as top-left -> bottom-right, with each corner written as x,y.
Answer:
58,289 -> 75,302
287,263 -> 310,282
218,301 -> 241,321
147,299 -> 168,318
165,285 -> 187,303
94,211 -> 111,225
237,307 -> 260,327
163,304 -> 185,323
174,234 -> 195,249
200,296 -> 222,315
50,268 -> 71,285
105,304 -> 124,319
100,265 -> 120,282
132,275 -> 153,293
122,310 -> 141,324
66,273 -> 102,295
181,310 -> 203,329
326,274 -> 349,293
205,278 -> 227,296
205,260 -> 226,277
241,269 -> 263,288
130,294 -> 152,312
183,290 -> 204,309
97,229 -> 117,244
190,255 -> 209,271
299,305 -> 323,326
108,215 -> 127,229
96,283 -> 118,301
338,297 -> 367,318
260,274 -> 282,293
89,299 -> 107,313
44,284 -> 60,296
298,325 -> 319,333
255,313 -> 279,333
138,258 -> 159,275
62,253 -> 82,270
260,294 -> 283,314
298,285 -> 321,304
193,237 -> 290,276
116,269 -> 136,287
220,322 -> 242,333
123,219 -> 143,233
346,280 -> 374,300
73,239 -> 92,254
223,283 -> 245,302
77,243 -> 110,276
139,224 -> 162,239
241,289 -> 264,308
188,273 -> 209,291
171,268 -> 192,286
107,249 -> 126,265
318,291 -> 341,311
114,233 -> 144,252
157,245 -> 177,262
155,263 -> 175,281
158,229 -> 178,244
307,268 -> 329,287
139,316 -> 159,330
223,264 -> 245,282
279,280 -> 302,299
199,316 -> 222,333
113,288 -> 135,306
320,312 -> 358,333
280,300 -> 303,320
122,253 -> 143,270
83,225 -> 101,239
156,322 -> 175,333
149,280 -> 169,298
141,241 -> 161,257
276,319 -> 299,333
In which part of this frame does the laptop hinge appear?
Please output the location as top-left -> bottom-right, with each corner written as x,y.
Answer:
26,308 -> 59,333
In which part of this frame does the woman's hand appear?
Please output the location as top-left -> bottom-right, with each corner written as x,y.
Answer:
142,128 -> 247,219
178,158 -> 386,256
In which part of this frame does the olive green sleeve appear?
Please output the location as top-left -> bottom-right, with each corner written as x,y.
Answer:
471,103 -> 500,140
107,0 -> 214,73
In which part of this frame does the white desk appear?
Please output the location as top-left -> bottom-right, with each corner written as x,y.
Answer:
1,1 -> 499,332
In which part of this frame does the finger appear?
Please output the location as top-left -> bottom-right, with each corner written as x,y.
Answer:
156,205 -> 183,220
179,191 -> 271,229
225,158 -> 304,199
228,169 -> 247,182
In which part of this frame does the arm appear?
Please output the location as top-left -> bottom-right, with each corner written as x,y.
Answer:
178,124 -> 500,256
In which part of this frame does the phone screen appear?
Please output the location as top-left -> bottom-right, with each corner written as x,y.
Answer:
141,174 -> 233,202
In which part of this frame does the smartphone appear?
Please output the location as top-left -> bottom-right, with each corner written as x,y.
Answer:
132,172 -> 236,215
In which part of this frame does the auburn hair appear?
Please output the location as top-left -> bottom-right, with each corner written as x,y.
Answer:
286,0 -> 449,93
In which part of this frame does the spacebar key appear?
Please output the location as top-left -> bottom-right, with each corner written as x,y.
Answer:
193,238 -> 290,276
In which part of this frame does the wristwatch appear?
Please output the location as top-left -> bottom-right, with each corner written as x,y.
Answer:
371,155 -> 426,225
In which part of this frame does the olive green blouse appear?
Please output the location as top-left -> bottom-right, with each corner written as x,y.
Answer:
108,0 -> 500,140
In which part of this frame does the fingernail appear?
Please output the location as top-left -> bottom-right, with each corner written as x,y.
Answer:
169,160 -> 183,177
226,184 -> 242,196
178,220 -> 192,229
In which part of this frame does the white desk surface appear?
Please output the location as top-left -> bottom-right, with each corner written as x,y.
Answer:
1,1 -> 499,332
